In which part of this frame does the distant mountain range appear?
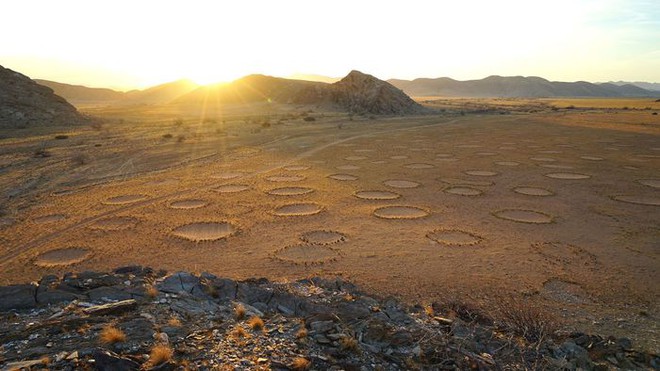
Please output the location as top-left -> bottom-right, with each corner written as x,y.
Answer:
32,73 -> 660,111
32,69 -> 423,115
605,81 -> 660,92
175,71 -> 423,114
34,79 -> 199,105
387,76 -> 658,98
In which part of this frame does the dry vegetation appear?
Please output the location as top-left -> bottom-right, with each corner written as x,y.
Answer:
99,326 -> 126,345
248,316 -> 265,331
146,344 -> 173,367
290,357 -> 311,370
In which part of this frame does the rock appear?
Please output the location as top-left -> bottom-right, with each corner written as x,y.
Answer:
170,297 -> 219,316
314,334 -> 331,344
36,289 -> 80,305
87,286 -> 133,302
309,320 -> 335,333
3,359 -> 45,369
92,349 -> 139,371
0,284 -> 37,311
206,278 -> 237,300
114,266 -> 151,276
158,272 -> 208,298
82,299 -> 137,315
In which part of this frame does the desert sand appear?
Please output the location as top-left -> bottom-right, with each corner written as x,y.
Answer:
0,106 -> 658,352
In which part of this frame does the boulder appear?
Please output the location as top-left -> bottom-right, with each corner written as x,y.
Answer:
0,284 -> 37,311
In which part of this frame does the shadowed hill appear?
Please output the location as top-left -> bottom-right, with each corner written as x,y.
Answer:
176,70 -> 425,115
389,75 -> 657,97
0,65 -> 87,128
35,79 -> 198,106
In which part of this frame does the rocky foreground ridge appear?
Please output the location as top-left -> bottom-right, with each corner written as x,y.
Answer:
0,267 -> 657,370
0,65 -> 88,129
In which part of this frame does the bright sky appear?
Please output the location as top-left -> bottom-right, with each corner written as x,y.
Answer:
1,0 -> 658,90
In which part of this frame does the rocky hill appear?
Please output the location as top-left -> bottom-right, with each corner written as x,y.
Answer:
388,75 -> 658,98
0,65 -> 88,129
331,70 -> 423,115
175,71 -> 425,115
0,267 -> 656,370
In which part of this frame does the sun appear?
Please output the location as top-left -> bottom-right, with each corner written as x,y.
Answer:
189,72 -> 238,86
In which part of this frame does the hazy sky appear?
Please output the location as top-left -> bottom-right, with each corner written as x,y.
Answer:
1,0 -> 658,90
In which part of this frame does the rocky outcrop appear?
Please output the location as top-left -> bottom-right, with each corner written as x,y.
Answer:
0,65 -> 88,128
0,268 -> 657,370
331,70 -> 424,114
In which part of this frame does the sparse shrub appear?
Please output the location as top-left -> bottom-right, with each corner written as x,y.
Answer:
147,344 -> 173,367
290,357 -> 311,370
444,300 -> 492,325
622,106 -> 629,110
162,133 -> 173,139
494,297 -> 558,342
303,116 -> 315,122
167,317 -> 182,327
248,316 -> 264,331
99,325 -> 127,344
230,326 -> 249,339
234,304 -> 246,320
54,134 -> 69,140
176,135 -> 185,143
34,148 -> 51,158
145,285 -> 159,299
566,105 -> 575,109
295,326 -> 308,339
261,121 -> 271,128
71,153 -> 89,166
339,336 -> 359,352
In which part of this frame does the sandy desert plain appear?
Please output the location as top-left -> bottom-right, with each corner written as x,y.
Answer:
0,99 -> 658,352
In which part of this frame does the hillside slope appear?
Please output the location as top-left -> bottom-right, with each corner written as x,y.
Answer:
0,65 -> 87,128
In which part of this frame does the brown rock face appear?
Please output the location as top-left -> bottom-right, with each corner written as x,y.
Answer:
0,65 -> 87,128
331,70 -> 424,114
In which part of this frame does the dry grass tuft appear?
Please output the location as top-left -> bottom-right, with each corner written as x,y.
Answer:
230,326 -> 249,340
234,303 -> 246,320
295,326 -> 308,339
445,300 -> 492,325
339,336 -> 359,352
145,284 -> 159,299
248,316 -> 265,331
290,357 -> 311,370
147,344 -> 173,367
167,317 -> 182,327
494,297 -> 558,342
99,325 -> 127,344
